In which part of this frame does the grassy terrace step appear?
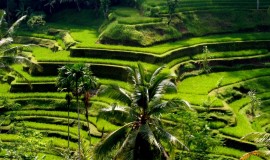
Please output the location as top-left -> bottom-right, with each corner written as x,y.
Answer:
71,40 -> 270,63
10,54 -> 270,93
0,133 -> 78,151
178,68 -> 270,95
25,50 -> 270,78
0,92 -> 66,99
147,0 -> 270,12
29,62 -> 129,81
13,116 -> 101,137
73,31 -> 270,53
220,99 -> 255,138
6,110 -> 119,132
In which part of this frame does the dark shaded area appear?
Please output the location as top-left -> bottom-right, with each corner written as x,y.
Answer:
223,137 -> 257,152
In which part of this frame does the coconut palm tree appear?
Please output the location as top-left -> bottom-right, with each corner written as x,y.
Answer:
56,64 -> 74,152
94,63 -> 192,160
79,67 -> 98,144
65,63 -> 92,159
240,132 -> 270,160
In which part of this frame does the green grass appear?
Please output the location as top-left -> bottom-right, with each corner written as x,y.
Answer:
113,7 -> 163,25
0,83 -> 10,93
75,32 -> 270,54
7,110 -> 119,132
178,68 -> 270,95
220,98 -> 255,138
212,146 -> 263,159
192,49 -> 269,59
22,121 -> 95,138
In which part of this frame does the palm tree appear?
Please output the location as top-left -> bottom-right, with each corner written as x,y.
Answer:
0,10 -> 41,79
65,63 -> 91,159
56,64 -> 74,152
79,67 -> 98,144
240,132 -> 270,160
95,63 -> 192,160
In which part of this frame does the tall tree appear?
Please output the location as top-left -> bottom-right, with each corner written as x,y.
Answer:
167,0 -> 178,25
56,65 -> 74,152
79,67 -> 98,144
95,63 -> 192,159
65,63 -> 91,159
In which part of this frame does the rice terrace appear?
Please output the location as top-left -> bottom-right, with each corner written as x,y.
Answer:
0,0 -> 270,159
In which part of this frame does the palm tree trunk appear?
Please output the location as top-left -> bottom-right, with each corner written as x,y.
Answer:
83,91 -> 92,144
67,93 -> 71,151
76,80 -> 81,160
85,102 -> 91,145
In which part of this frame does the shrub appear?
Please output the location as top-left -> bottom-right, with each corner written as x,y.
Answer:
27,15 -> 46,29
182,62 -> 196,72
149,6 -> 160,17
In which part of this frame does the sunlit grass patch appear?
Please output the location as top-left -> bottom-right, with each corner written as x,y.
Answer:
212,146 -> 244,158
220,98 -> 255,138
192,49 -> 269,59
178,68 -> 270,95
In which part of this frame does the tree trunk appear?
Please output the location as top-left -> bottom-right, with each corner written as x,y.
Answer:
66,93 -> 70,151
84,92 -> 91,145
257,0 -> 259,10
76,80 -> 81,160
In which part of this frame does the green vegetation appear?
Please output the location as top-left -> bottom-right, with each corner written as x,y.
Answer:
1,0 -> 270,159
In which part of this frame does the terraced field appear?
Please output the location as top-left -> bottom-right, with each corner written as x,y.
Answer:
0,0 -> 270,159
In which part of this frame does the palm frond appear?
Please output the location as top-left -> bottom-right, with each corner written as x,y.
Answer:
149,98 -> 192,116
128,65 -> 143,86
155,126 -> 189,151
138,124 -> 162,151
7,15 -> 27,36
0,37 -> 13,49
114,130 -> 139,160
98,104 -> 136,123
240,150 -> 270,160
151,79 -> 177,100
149,65 -> 166,86
241,132 -> 270,145
98,84 -> 132,105
94,122 -> 133,160
137,63 -> 145,86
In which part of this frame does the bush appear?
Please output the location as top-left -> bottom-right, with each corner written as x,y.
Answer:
99,21 -> 181,46
27,15 -> 46,29
182,62 -> 197,72
144,6 -> 160,17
